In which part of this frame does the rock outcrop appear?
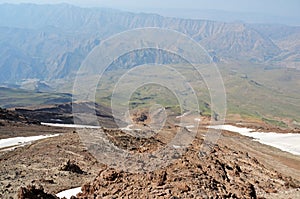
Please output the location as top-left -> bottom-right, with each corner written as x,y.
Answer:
70,134 -> 299,198
0,107 -> 40,125
60,160 -> 85,175
18,185 -> 59,199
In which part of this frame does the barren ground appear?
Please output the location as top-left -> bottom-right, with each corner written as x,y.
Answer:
0,117 -> 299,198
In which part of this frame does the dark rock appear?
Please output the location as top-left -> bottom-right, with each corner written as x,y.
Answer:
135,112 -> 148,122
18,185 -> 59,199
0,108 -> 39,124
60,160 -> 85,174
246,183 -> 257,199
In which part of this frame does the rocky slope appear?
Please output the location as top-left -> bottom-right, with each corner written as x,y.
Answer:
72,130 -> 300,198
0,131 -> 103,198
0,87 -> 72,108
9,124 -> 300,199
0,106 -> 299,198
13,102 -> 118,128
0,107 -> 39,125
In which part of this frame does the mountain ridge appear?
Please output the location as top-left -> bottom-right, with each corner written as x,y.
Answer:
0,3 -> 298,84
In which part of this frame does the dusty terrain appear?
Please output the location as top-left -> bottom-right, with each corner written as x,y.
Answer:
0,127 -> 104,198
69,127 -> 299,199
0,109 -> 299,198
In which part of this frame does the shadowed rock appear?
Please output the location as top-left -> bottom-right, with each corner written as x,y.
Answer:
60,160 -> 85,174
18,185 -> 59,199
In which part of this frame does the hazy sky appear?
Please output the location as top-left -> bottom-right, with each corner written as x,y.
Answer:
0,0 -> 299,24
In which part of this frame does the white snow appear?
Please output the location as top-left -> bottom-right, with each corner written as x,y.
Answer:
41,123 -> 101,129
120,124 -> 134,131
56,187 -> 82,199
0,134 -> 60,151
208,125 -> 300,156
209,125 -> 254,136
173,145 -> 181,149
120,124 -> 141,131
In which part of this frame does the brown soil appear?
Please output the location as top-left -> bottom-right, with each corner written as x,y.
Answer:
0,126 -> 104,199
71,127 -> 300,199
0,110 -> 299,198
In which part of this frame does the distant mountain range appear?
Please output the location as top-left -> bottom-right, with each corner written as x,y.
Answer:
136,8 -> 300,26
0,3 -> 299,84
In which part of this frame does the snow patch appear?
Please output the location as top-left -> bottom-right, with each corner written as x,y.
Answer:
41,123 -> 101,129
0,134 -> 60,151
56,187 -> 82,199
208,125 -> 300,156
120,124 -> 141,131
173,145 -> 181,149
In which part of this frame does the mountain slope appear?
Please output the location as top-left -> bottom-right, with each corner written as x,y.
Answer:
0,87 -> 72,108
0,3 -> 286,83
250,24 -> 300,68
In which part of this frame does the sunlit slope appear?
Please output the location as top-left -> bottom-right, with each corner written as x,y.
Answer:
67,62 -> 299,127
0,87 -> 72,108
